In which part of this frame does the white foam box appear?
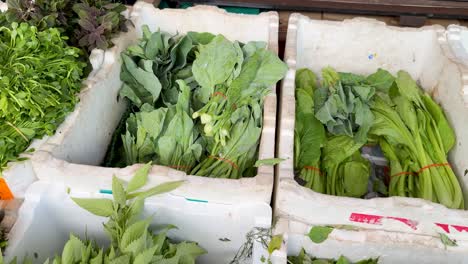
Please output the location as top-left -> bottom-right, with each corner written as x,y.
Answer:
274,13 -> 468,263
14,3 -> 279,263
0,30 -> 114,198
5,181 -> 271,263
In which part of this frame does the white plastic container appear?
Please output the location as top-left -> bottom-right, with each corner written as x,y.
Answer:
275,13 -> 468,263
18,3 -> 279,263
6,181 -> 271,264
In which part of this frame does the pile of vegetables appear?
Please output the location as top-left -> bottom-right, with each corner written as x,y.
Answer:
1,0 -> 128,52
1,164 -> 205,263
104,26 -> 287,179
0,0 -> 127,171
288,249 -> 379,264
294,67 -> 464,209
0,22 -> 86,171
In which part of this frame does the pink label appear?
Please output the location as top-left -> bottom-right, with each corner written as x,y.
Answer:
436,223 -> 468,233
349,213 -> 418,230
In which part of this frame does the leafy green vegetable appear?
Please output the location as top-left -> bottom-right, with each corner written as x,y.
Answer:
0,22 -> 86,171
2,0 -> 128,52
107,26 -> 287,180
191,42 -> 287,178
314,67 -> 376,144
288,249 -> 379,264
308,226 -> 333,244
294,69 -> 326,192
439,233 -> 457,249
294,66 -> 464,208
267,234 -> 283,254
254,158 -> 285,167
369,71 -> 464,209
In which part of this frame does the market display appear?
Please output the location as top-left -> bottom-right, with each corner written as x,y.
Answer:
288,249 -> 379,264
294,67 -> 464,209
104,26 -> 287,179
0,164 -> 205,263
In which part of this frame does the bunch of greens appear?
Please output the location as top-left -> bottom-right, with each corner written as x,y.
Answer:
369,71 -> 463,209
294,69 -> 326,192
191,38 -> 287,178
105,26 -> 287,179
314,67 -> 376,144
122,80 -> 203,173
0,22 -> 86,171
3,163 -> 205,263
2,0 -> 128,52
294,67 -> 464,208
322,135 -> 370,198
288,249 -> 378,264
294,68 -> 371,197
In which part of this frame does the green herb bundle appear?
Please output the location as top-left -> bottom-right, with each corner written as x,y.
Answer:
0,22 -> 86,171
294,69 -> 326,192
2,0 -> 128,53
191,38 -> 287,178
369,71 -> 463,209
294,67 -> 464,209
106,26 -> 287,179
2,163 -> 206,263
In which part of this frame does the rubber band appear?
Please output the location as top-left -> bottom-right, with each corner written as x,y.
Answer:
303,166 -> 323,176
212,91 -> 227,99
391,163 -> 451,178
168,165 -> 192,170
209,155 -> 238,170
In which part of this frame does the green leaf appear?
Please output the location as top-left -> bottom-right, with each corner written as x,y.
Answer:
366,68 -> 395,92
112,176 -> 126,206
127,162 -> 152,193
192,35 -> 239,103
109,254 -> 130,264
439,233 -> 457,248
120,220 -> 150,251
308,226 -> 333,244
267,235 -> 283,254
336,256 -> 351,264
90,249 -> 103,264
133,244 -> 158,264
72,198 -> 114,217
254,158 -> 285,167
296,68 -> 317,96
127,181 -> 184,200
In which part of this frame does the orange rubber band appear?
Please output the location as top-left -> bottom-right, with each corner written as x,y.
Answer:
391,163 -> 451,178
168,165 -> 192,170
212,91 -> 227,99
209,155 -> 238,170
303,166 -> 324,176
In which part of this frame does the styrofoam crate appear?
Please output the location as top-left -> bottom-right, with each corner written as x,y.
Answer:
22,2 -> 280,262
0,13 -> 121,198
270,217 -> 468,264
5,181 -> 271,263
275,13 -> 468,262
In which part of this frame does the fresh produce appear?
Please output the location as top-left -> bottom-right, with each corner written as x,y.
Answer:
294,68 -> 370,197
2,163 -> 205,263
191,39 -> 286,178
295,67 -> 464,208
0,22 -> 86,171
294,69 -> 326,192
105,26 -> 287,179
294,67 -> 464,209
2,0 -> 127,52
369,71 -> 463,209
288,249 -> 379,264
